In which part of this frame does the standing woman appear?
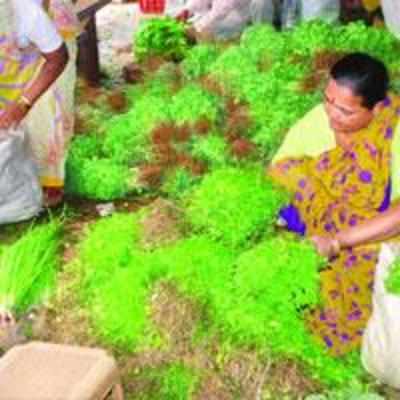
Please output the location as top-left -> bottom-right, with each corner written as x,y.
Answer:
269,53 -> 399,356
0,0 -> 79,206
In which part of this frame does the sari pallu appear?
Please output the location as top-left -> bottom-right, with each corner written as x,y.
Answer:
270,95 -> 400,356
0,0 -> 78,188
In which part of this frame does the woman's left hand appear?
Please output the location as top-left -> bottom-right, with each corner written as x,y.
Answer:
311,235 -> 341,258
0,102 -> 29,130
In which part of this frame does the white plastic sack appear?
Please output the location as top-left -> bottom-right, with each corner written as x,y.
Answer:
381,0 -> 400,39
300,0 -> 339,23
0,128 -> 42,224
362,242 -> 400,389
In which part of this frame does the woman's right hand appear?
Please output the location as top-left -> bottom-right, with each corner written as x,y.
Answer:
0,101 -> 30,130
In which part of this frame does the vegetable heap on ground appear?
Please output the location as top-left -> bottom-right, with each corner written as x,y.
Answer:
66,20 -> 400,200
62,19 -> 400,397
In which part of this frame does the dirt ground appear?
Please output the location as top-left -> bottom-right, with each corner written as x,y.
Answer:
0,194 -> 323,399
1,4 -> 399,398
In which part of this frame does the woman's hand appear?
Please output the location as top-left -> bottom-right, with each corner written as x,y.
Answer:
0,101 -> 30,130
176,10 -> 191,22
311,235 -> 341,258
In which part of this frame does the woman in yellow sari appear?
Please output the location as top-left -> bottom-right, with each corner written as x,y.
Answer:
270,53 -> 400,356
0,0 -> 78,206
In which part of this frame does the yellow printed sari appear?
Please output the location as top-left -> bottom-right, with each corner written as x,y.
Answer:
270,95 -> 400,356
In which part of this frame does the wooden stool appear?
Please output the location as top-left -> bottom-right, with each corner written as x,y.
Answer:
0,342 -> 124,400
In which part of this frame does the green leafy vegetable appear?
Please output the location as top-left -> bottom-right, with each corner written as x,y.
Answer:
135,17 -> 189,61
0,221 -> 61,315
187,167 -> 288,248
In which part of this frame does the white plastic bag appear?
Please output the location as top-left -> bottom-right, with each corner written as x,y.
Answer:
0,128 -> 42,224
300,0 -> 339,23
362,242 -> 400,389
381,0 -> 400,39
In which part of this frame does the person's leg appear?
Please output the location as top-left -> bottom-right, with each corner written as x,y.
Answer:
250,0 -> 276,24
300,0 -> 340,24
281,0 -> 301,29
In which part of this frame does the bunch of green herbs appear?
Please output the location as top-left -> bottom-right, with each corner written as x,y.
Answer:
186,167 -> 288,248
189,133 -> 229,168
137,363 -> 200,400
0,221 -> 61,315
161,168 -> 201,199
181,44 -> 220,80
169,84 -> 222,126
240,23 -> 288,64
135,17 -> 189,62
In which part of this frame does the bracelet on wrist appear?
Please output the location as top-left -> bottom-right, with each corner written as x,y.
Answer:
18,95 -> 33,111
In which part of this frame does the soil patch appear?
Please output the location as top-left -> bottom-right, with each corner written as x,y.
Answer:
140,198 -> 184,249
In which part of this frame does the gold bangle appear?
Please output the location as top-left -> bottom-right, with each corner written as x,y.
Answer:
19,95 -> 32,110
